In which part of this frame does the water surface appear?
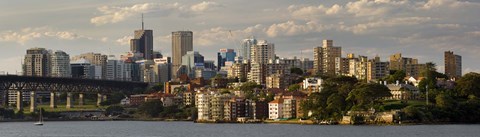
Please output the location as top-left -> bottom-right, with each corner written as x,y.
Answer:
0,121 -> 478,137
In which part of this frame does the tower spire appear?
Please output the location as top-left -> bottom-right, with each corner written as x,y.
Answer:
141,13 -> 144,30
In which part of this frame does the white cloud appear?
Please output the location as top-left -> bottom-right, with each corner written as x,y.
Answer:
345,0 -> 411,17
287,4 -> 344,19
0,27 -> 81,44
100,37 -> 109,42
90,3 -> 185,25
344,17 -> 433,34
191,1 -> 222,12
192,25 -> 266,47
91,1 -> 223,25
265,21 -> 314,37
435,24 -> 462,29
467,31 -> 480,37
44,31 -> 78,40
115,36 -> 133,46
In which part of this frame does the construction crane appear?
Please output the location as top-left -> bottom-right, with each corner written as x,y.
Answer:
227,30 -> 243,61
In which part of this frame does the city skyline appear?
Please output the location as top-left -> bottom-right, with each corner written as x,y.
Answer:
1,0 -> 480,74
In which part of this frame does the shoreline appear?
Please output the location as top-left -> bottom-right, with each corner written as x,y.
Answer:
1,118 -> 478,125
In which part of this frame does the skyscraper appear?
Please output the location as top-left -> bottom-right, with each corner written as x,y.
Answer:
250,40 -> 275,64
182,51 -> 204,78
23,48 -> 50,77
241,37 -> 257,60
153,57 -> 172,83
130,16 -> 153,60
172,31 -> 193,80
71,53 -> 107,79
50,50 -> 71,77
445,51 -> 462,79
313,40 -> 341,76
217,49 -> 236,71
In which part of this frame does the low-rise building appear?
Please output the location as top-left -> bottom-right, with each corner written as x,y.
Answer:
265,73 -> 287,89
386,82 -> 419,100
129,94 -> 148,106
268,99 -> 283,119
302,77 -> 323,93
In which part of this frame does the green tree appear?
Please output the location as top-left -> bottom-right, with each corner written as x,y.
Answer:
109,92 -> 127,105
435,93 -> 455,109
287,84 -> 301,92
239,82 -> 261,92
385,70 -> 406,83
105,105 -> 125,116
403,106 -> 426,122
138,100 -> 164,117
220,89 -> 231,94
347,83 -> 392,110
173,86 -> 187,95
290,67 -> 304,75
418,62 -> 448,93
326,93 -> 346,119
456,72 -> 480,97
327,76 -> 358,96
147,83 -> 164,93
0,107 -> 15,119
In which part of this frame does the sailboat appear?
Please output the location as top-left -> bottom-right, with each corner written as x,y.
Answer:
34,109 -> 44,126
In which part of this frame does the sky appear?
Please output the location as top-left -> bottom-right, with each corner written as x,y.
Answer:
0,0 -> 479,75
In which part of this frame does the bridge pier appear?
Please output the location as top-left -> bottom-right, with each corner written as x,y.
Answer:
97,93 -> 103,106
30,91 -> 36,112
50,92 -> 57,108
66,92 -> 74,109
103,94 -> 107,101
78,93 -> 84,106
1,90 -> 8,107
16,91 -> 23,111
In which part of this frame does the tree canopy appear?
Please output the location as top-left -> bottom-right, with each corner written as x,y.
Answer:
290,67 -> 304,75
347,83 -> 392,110
456,72 -> 480,97
138,100 -> 164,117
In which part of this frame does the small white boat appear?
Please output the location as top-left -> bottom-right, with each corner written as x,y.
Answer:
34,110 -> 44,126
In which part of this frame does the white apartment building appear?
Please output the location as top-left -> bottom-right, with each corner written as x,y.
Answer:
196,92 -> 211,121
348,56 -> 368,81
268,99 -> 283,119
250,40 -> 275,64
303,77 -> 323,93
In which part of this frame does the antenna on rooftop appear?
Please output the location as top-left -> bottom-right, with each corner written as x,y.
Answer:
142,13 -> 144,30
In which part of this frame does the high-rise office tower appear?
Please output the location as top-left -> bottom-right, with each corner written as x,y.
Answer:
23,48 -> 50,77
50,50 -> 71,77
445,51 -> 462,79
250,40 -> 275,64
70,58 -> 98,79
106,55 -> 127,81
313,40 -> 341,76
241,37 -> 257,60
182,51 -> 204,78
217,49 -> 236,71
130,15 -> 153,60
153,57 -> 172,83
71,53 -> 107,79
172,31 -> 193,79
